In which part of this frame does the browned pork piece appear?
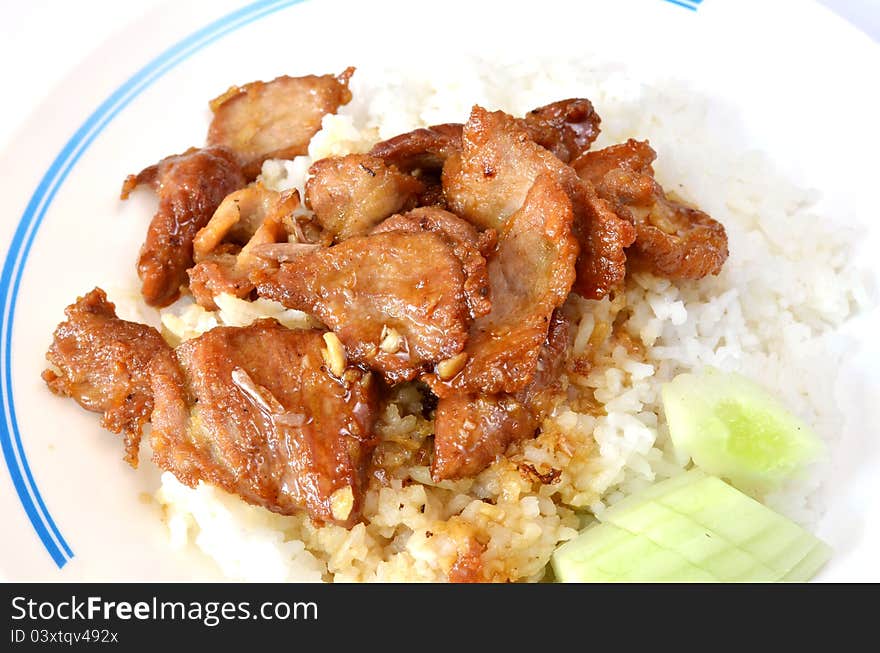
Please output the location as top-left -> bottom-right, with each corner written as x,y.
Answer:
253,230 -> 474,384
188,183 -> 302,309
208,68 -> 355,178
442,106 -> 635,300
121,146 -> 247,307
369,123 -> 464,174
431,311 -> 569,481
368,98 -> 600,173
305,154 -> 424,241
368,123 -> 462,209
425,174 -> 577,396
150,319 -> 377,525
41,288 -> 171,467
432,394 -> 535,481
572,139 -> 728,279
371,207 -> 496,320
366,99 -> 600,213
520,98 -> 602,163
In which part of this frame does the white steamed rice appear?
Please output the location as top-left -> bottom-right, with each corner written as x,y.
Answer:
144,58 -> 872,582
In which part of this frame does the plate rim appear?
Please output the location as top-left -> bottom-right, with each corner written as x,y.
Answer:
0,0 -> 307,571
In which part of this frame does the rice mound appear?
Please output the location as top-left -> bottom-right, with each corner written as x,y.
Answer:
151,59 -> 870,582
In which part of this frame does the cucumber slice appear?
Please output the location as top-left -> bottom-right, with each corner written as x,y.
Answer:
551,522 -> 635,582
605,498 -> 777,581
601,470 -> 706,519
617,546 -> 716,582
552,522 -> 716,582
552,523 -> 639,582
659,476 -> 815,577
581,526 -> 670,578
782,540 -> 832,582
748,519 -> 816,577
661,369 -> 825,492
661,477 -> 781,542
552,472 -> 830,582
605,474 -> 791,580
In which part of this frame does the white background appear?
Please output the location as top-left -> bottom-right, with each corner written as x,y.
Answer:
0,0 -> 876,159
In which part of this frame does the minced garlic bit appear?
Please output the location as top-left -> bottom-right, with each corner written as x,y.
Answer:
329,486 -> 355,522
322,332 -> 347,378
436,352 -> 468,380
379,325 -> 403,354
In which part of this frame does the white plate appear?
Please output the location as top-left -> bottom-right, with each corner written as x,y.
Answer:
1,0 -> 879,581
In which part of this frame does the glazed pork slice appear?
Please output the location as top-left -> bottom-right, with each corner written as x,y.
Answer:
121,146 -> 247,307
305,154 -> 424,241
520,98 -> 602,163
366,98 -> 600,212
442,106 -> 635,300
431,311 -> 569,481
188,183 -> 301,310
42,288 -> 171,467
441,106 -> 567,230
149,319 -> 377,526
432,393 -> 536,480
426,174 -> 577,396
253,230 -> 472,384
367,98 -> 600,173
207,68 -> 354,179
369,123 -> 464,174
368,124 -> 462,210
371,207 -> 496,320
572,139 -> 728,279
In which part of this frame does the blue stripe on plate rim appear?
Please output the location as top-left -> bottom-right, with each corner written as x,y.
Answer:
666,0 -> 703,10
0,0 -> 701,571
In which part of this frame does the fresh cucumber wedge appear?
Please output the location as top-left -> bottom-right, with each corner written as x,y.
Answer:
598,469 -> 706,519
551,471 -> 830,582
551,523 -> 639,582
782,540 -> 832,582
603,494 -> 776,580
616,543 -> 717,582
658,475 -> 816,578
552,522 -> 716,582
661,369 -> 825,492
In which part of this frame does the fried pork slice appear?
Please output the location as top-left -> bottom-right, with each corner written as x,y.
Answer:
121,146 -> 246,307
371,207 -> 496,320
149,319 -> 377,525
426,175 -> 577,396
575,179 -> 638,300
368,99 -> 599,173
431,312 -> 569,481
207,68 -> 354,178
572,139 -> 728,279
432,394 -> 536,480
442,106 -> 635,300
368,123 -> 462,209
369,123 -> 464,174
521,98 -> 602,163
41,288 -> 171,467
366,99 -> 598,211
305,154 -> 424,241
188,183 -> 301,310
253,231 -> 471,384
